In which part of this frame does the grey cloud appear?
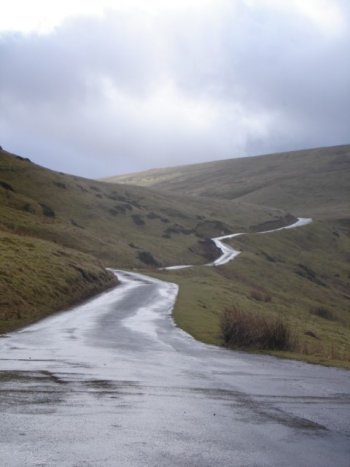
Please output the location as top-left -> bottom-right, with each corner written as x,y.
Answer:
164,3 -> 350,122
0,2 -> 349,178
0,13 -> 160,103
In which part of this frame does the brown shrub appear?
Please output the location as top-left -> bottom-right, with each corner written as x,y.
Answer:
220,307 -> 292,351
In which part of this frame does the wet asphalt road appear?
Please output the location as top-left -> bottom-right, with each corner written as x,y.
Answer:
0,270 -> 350,466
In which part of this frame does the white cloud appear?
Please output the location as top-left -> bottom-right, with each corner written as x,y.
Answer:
0,0 -> 222,34
244,0 -> 345,35
293,0 -> 345,35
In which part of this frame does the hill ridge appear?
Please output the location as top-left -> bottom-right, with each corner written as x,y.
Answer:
106,144 -> 350,219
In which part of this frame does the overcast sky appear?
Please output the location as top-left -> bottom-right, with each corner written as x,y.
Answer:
0,0 -> 349,178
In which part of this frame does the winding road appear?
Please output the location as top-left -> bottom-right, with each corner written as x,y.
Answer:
0,218 -> 349,466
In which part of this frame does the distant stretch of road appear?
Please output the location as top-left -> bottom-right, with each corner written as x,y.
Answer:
1,216 -> 349,466
209,216 -> 312,266
163,217 -> 312,269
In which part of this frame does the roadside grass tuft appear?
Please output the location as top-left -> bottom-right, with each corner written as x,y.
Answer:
220,306 -> 292,351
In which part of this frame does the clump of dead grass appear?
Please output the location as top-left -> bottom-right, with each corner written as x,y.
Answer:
221,306 -> 292,351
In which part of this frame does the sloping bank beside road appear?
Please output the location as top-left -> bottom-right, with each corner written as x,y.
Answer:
0,231 -> 118,334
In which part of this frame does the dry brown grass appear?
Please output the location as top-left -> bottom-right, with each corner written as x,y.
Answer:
221,307 -> 292,351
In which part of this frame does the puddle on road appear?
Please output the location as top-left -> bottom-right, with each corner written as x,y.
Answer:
185,385 -> 328,433
0,370 -> 144,413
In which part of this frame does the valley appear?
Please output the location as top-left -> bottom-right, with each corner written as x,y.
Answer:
1,145 -> 350,367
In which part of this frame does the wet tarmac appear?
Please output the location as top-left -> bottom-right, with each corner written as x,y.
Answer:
0,270 -> 349,466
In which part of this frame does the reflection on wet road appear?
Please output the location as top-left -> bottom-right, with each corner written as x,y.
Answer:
1,270 -> 349,466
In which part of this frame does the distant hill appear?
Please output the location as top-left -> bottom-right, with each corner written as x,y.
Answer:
106,145 -> 350,219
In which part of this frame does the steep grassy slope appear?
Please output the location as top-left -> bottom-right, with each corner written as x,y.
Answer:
107,145 -> 350,219
0,148 -> 283,333
0,149 -> 286,268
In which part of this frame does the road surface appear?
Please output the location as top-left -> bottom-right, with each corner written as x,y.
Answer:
1,270 -> 349,466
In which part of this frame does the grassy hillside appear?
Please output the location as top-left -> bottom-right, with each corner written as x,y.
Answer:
107,145 -> 350,219
154,219 -> 350,368
0,149 -> 285,267
0,148 -> 283,333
